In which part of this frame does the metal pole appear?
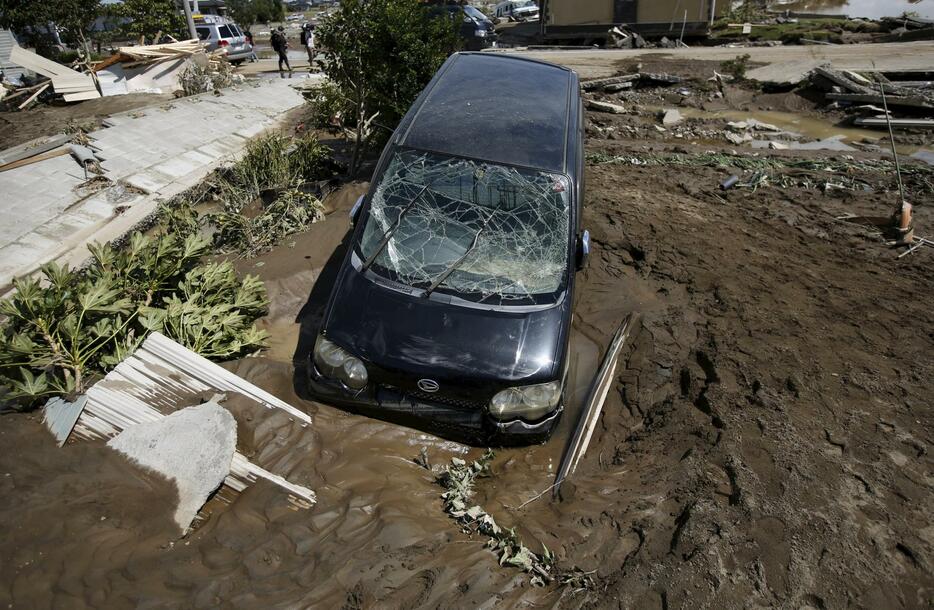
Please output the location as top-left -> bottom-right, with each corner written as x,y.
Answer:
181,0 -> 198,41
679,9 -> 687,45
879,82 -> 906,210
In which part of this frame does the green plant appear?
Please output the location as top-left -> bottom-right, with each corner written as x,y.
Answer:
305,81 -> 355,135
720,53 -> 751,81
206,132 -> 331,257
316,0 -> 460,175
428,450 -> 555,586
0,232 -> 268,407
226,0 -> 284,26
0,0 -> 102,55
116,0 -> 186,44
211,188 -> 325,257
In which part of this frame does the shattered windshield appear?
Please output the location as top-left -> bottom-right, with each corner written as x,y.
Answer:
358,149 -> 571,303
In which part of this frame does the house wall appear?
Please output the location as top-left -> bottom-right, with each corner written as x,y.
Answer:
546,0 -> 720,27
548,0 -> 613,25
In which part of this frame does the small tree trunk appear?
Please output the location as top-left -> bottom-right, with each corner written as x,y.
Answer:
350,97 -> 366,177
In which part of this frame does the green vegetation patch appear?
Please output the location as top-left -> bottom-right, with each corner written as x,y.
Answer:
0,230 -> 268,407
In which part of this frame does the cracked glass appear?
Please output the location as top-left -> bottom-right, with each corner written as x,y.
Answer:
358,148 -> 571,303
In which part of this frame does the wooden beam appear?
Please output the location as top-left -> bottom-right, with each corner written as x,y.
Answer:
826,92 -> 934,109
17,83 -> 50,110
0,146 -> 69,172
854,117 -> 934,129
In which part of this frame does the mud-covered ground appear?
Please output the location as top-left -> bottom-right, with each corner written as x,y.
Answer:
1,62 -> 933,609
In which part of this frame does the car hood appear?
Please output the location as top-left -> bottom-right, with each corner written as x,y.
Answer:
322,263 -> 569,384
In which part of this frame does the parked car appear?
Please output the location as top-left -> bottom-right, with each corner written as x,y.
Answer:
306,53 -> 587,445
194,16 -> 253,64
494,0 -> 540,21
430,3 -> 497,51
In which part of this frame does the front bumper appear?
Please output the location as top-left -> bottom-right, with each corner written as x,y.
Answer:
305,362 -> 561,446
224,46 -> 254,61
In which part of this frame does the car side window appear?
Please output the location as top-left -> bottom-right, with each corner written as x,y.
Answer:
196,27 -> 210,41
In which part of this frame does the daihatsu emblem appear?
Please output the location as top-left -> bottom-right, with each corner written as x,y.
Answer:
417,379 -> 440,393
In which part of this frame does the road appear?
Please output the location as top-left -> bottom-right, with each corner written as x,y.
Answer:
502,41 -> 934,81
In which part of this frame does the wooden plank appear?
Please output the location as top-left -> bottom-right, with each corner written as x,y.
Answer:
580,73 -> 640,91
826,92 -> 934,109
63,90 -> 101,102
0,133 -> 70,165
10,45 -> 77,77
553,314 -> 637,497
854,117 -> 934,129
813,66 -> 871,93
17,82 -> 49,109
0,79 -> 50,101
0,146 -> 69,172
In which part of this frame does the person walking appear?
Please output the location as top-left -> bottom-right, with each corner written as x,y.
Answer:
244,29 -> 258,62
303,24 -> 316,72
271,26 -> 292,73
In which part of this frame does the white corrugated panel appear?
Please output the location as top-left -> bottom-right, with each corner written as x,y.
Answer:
44,332 -> 315,509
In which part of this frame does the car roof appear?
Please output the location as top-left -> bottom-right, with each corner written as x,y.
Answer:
399,53 -> 575,173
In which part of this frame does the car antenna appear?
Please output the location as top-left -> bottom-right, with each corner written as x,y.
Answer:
361,185 -> 429,272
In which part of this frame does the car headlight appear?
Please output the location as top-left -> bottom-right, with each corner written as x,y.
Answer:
489,380 -> 562,421
313,335 -> 368,390
475,29 -> 488,37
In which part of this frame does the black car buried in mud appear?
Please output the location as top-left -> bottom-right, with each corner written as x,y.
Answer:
306,52 -> 588,445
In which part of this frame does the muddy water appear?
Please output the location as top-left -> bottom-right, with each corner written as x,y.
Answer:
677,106 -> 928,154
771,0 -> 934,19
214,180 -> 632,605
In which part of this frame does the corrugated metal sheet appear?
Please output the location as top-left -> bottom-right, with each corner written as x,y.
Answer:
0,29 -> 24,83
43,395 -> 87,446
44,332 -> 315,509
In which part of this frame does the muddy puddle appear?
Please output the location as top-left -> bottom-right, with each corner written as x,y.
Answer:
678,106 -> 927,153
185,179 -> 644,606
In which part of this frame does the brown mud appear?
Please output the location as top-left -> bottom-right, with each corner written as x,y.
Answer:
2,68 -> 934,608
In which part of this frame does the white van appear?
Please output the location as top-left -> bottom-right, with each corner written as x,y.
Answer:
494,0 -> 540,22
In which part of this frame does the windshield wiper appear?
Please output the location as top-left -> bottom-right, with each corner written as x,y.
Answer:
423,204 -> 501,298
362,185 -> 429,272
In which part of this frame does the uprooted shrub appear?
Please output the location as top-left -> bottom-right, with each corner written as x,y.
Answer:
420,450 -> 597,591
179,57 -> 235,96
178,132 -> 334,257
0,231 -> 268,408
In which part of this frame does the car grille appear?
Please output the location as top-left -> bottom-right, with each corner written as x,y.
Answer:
406,389 -> 487,411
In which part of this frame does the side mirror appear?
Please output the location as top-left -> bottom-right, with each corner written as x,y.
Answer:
576,230 -> 590,271
349,195 -> 364,226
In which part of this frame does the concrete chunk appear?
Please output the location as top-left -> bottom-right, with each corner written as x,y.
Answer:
586,99 -> 626,114
661,109 -> 683,126
107,400 -> 237,532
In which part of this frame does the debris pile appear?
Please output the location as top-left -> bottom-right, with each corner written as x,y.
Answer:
42,331 -> 316,524
808,65 -> 934,131
1,39 -> 238,106
93,40 -> 227,97
419,450 -> 556,586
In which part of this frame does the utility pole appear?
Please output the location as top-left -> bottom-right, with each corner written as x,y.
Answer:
181,0 -> 198,40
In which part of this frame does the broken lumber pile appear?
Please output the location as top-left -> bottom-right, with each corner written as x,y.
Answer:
809,65 -> 934,131
92,40 -> 227,97
580,72 -> 682,93
93,39 -> 206,71
9,45 -> 100,102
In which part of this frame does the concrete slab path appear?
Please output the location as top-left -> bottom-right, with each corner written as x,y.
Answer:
505,41 -> 934,81
0,77 -> 314,292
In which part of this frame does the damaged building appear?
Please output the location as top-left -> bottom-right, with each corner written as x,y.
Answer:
538,0 -> 725,43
